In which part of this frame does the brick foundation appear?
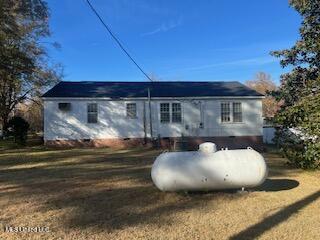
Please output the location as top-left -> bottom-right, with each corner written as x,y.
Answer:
45,136 -> 263,151
161,136 -> 264,151
44,138 -> 148,149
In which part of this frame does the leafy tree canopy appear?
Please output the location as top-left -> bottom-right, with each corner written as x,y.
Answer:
0,0 -> 62,134
7,116 -> 30,145
272,0 -> 320,169
271,0 -> 320,107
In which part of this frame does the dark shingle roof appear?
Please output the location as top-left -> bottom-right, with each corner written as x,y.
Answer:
42,81 -> 263,98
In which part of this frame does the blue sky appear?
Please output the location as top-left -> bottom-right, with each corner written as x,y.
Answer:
46,0 -> 301,84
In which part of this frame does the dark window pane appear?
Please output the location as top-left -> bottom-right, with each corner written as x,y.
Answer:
160,103 -> 170,123
172,103 -> 181,123
221,102 -> 230,122
126,103 -> 137,118
233,102 -> 242,122
87,103 -> 98,123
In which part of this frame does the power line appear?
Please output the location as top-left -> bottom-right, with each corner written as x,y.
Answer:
85,0 -> 153,82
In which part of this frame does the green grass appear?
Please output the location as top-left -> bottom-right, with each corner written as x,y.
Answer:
0,141 -> 319,240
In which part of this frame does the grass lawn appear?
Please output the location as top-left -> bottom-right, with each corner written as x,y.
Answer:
0,141 -> 319,240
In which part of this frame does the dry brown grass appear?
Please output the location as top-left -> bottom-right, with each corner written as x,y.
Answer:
0,142 -> 319,240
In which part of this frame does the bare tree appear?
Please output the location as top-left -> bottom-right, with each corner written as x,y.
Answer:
148,73 -> 162,82
245,72 -> 282,118
0,0 -> 62,137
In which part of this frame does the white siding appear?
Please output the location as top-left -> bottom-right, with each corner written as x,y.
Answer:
44,98 -> 263,140
263,127 -> 276,144
44,100 -> 145,140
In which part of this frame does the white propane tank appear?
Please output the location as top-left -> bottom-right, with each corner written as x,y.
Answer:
151,143 -> 267,192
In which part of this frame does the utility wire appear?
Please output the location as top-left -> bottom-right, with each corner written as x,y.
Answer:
85,0 -> 153,82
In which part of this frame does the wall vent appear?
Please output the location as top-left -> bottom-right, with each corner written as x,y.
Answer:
58,103 -> 71,111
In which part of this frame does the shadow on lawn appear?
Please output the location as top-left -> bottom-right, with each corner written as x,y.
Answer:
0,147 -> 244,232
47,185 -> 208,230
0,147 -> 302,233
0,148 -> 212,231
253,178 -> 299,192
182,178 -> 299,197
230,190 -> 320,240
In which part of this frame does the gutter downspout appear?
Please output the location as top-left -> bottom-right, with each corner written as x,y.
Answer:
148,87 -> 153,139
143,101 -> 147,144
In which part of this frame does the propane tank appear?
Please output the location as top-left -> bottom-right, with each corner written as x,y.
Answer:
151,142 -> 267,192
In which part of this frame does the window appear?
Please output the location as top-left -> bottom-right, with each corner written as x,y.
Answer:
221,102 -> 243,123
233,102 -> 242,122
160,103 -> 170,123
126,103 -> 137,119
160,103 -> 182,123
221,102 -> 231,122
58,103 -> 71,111
172,103 -> 182,123
87,103 -> 98,123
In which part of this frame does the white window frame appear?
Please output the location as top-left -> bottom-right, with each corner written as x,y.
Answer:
159,102 -> 182,124
58,102 -> 71,112
171,102 -> 182,123
87,103 -> 98,124
126,102 -> 137,119
220,101 -> 243,123
160,103 -> 170,123
221,102 -> 231,123
232,102 -> 243,123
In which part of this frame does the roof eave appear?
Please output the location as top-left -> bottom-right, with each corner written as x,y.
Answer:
42,95 -> 265,100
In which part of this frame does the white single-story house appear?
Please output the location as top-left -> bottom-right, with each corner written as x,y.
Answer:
42,81 -> 264,149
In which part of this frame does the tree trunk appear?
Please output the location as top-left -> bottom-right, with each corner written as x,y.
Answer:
1,113 -> 9,139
